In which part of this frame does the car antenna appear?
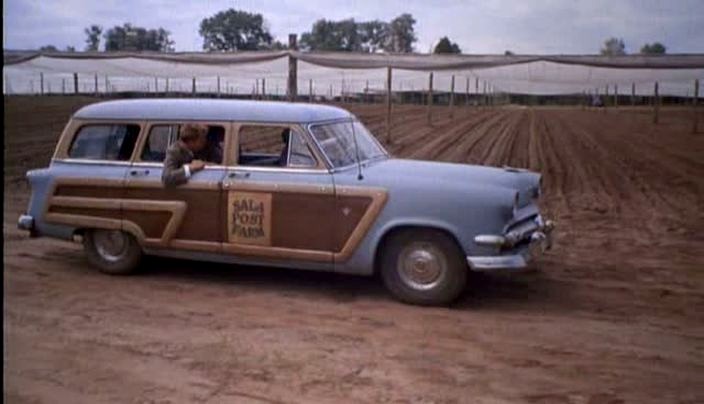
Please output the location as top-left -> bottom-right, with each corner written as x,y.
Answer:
350,119 -> 364,180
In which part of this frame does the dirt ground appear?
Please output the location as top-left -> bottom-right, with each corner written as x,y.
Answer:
4,96 -> 704,403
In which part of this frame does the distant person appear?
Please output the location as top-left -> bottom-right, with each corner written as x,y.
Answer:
161,124 -> 207,187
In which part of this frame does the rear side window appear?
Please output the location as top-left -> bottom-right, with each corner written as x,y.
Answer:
68,124 -> 140,161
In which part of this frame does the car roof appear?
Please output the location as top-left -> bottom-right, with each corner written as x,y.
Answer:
73,98 -> 353,123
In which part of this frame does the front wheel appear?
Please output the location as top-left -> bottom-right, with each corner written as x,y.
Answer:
84,229 -> 142,275
380,229 -> 467,306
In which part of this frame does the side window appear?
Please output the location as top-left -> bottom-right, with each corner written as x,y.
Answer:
68,124 -> 140,161
288,131 -> 316,167
237,125 -> 316,168
141,124 -> 224,165
238,125 -> 287,167
141,125 -> 178,162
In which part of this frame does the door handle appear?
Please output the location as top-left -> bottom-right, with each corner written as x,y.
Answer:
228,172 -> 250,179
129,169 -> 150,176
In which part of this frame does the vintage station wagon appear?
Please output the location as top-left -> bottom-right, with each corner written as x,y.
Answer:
18,99 -> 553,305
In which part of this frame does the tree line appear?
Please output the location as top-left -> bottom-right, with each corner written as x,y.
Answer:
36,8 -> 668,55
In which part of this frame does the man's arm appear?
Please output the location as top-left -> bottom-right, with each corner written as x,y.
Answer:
161,147 -> 190,187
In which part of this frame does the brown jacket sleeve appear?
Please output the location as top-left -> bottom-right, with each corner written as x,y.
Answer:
161,143 -> 191,187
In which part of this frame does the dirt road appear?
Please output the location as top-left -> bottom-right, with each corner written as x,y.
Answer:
4,97 -> 704,403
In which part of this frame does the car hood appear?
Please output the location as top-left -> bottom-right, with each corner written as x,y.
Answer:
363,158 -> 541,206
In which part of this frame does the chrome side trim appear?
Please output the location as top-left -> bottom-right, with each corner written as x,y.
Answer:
467,254 -> 528,271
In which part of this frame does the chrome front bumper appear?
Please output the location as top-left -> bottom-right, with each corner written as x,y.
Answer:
467,217 -> 554,271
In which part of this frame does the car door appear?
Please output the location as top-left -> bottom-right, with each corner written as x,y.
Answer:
221,122 -> 335,265
123,121 -> 229,252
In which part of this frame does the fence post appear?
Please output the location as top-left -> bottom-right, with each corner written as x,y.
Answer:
73,73 -> 79,94
465,77 -> 470,106
449,75 -> 455,119
631,82 -> 636,106
614,84 -> 618,107
604,84 -> 609,112
38,72 -> 44,95
427,72 -> 434,125
165,77 -> 169,94
386,66 -> 393,143
287,34 -> 298,101
62,78 -> 66,94
692,79 -> 699,133
192,77 -> 196,96
309,79 -> 313,103
262,78 -> 266,100
653,82 -> 659,124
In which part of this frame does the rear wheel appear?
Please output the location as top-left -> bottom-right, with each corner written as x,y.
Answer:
380,229 -> 467,306
84,229 -> 142,275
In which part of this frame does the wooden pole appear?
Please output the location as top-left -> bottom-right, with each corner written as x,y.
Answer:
386,66 -> 393,143
465,77 -> 470,106
262,78 -> 266,100
153,77 -> 158,94
309,79 -> 313,103
692,79 -> 699,133
483,81 -> 487,106
614,84 -> 618,107
62,78 -> 66,94
427,72 -> 434,125
192,77 -> 196,96
165,77 -> 169,94
631,82 -> 636,106
653,81 -> 659,124
604,84 -> 609,112
216,76 -> 221,97
73,73 -> 78,94
287,34 -> 298,101
39,72 -> 44,95
449,75 -> 456,119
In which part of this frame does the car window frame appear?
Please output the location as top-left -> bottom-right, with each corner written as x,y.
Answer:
132,120 -> 231,167
54,119 -> 145,164
307,118 -> 389,172
229,122 -> 328,172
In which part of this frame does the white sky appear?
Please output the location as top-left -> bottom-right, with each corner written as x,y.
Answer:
3,0 -> 704,54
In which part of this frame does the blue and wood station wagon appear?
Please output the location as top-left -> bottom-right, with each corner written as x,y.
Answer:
17,99 -> 554,305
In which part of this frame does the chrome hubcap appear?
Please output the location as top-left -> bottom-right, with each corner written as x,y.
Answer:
397,242 -> 446,290
93,230 -> 129,263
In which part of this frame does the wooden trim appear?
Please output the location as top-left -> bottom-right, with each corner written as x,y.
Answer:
164,239 -> 221,252
221,243 -> 331,262
333,186 -> 388,262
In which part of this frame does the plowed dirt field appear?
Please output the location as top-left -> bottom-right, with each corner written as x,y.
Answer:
4,96 -> 704,403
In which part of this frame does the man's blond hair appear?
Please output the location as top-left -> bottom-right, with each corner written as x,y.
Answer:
179,124 -> 207,142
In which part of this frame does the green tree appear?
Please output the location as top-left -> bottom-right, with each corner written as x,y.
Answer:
640,42 -> 666,54
39,45 -> 58,52
504,50 -> 514,56
433,36 -> 461,54
300,19 -> 362,51
104,24 -> 174,51
84,25 -> 102,51
199,9 -> 272,51
600,37 -> 626,56
385,13 -> 417,53
65,46 -> 76,52
359,20 -> 389,53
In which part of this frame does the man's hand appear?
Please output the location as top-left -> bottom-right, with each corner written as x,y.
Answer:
189,159 -> 206,172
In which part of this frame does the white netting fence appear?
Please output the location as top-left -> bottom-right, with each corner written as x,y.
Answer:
3,51 -> 703,98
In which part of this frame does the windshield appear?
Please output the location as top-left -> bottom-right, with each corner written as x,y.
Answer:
309,120 -> 387,168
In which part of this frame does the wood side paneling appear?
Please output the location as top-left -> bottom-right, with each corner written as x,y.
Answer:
125,188 -> 221,242
271,193 -> 335,251
334,195 -> 372,252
